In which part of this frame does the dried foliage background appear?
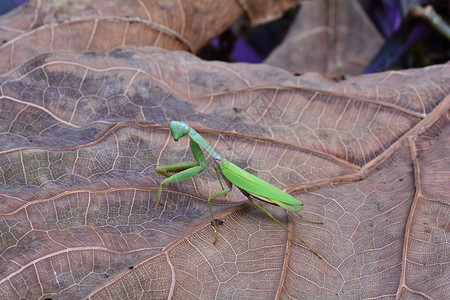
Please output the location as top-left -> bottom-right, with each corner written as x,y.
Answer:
0,1 -> 448,299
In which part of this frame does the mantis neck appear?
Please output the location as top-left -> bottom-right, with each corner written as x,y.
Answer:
188,128 -> 222,160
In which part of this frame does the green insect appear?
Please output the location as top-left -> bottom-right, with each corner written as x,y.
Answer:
156,121 -> 322,258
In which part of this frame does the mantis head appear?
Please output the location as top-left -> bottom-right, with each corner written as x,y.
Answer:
169,121 -> 190,141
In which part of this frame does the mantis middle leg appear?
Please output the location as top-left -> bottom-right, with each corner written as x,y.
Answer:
205,164 -> 234,244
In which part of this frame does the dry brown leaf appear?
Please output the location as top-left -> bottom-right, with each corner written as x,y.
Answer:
238,0 -> 303,26
0,0 -> 243,73
0,1 -> 448,299
0,0 -> 48,43
0,47 -> 448,299
0,0 -> 306,74
265,0 -> 384,76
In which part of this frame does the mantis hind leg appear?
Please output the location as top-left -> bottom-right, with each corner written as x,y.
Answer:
295,213 -> 324,225
248,197 -> 322,259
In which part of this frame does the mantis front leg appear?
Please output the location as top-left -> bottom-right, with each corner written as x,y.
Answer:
155,135 -> 233,245
155,140 -> 206,214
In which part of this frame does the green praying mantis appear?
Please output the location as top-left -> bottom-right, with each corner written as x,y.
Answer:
155,121 -> 322,258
